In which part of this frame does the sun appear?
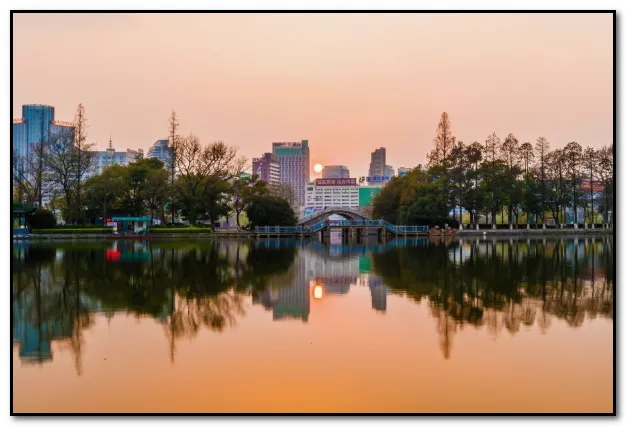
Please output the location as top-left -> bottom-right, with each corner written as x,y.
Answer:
313,163 -> 323,173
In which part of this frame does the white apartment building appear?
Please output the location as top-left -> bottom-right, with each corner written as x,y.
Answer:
305,178 -> 359,210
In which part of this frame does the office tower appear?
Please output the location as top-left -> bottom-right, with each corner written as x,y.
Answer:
146,139 -> 172,165
252,152 -> 280,186
87,138 -> 144,178
368,147 -> 386,178
272,140 -> 310,207
305,178 -> 359,210
13,104 -> 75,172
397,167 -> 411,177
385,165 -> 395,177
322,165 -> 350,179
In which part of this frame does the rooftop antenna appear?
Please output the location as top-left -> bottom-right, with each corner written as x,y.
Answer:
108,134 -> 113,150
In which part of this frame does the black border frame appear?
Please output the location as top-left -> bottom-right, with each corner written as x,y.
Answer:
9,9 -> 617,417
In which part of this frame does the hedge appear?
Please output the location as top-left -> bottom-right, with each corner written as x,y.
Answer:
150,227 -> 213,233
33,228 -> 113,234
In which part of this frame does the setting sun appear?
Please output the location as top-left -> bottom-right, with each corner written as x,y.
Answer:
313,163 -> 323,173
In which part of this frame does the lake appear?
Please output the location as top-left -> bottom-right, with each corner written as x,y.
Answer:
12,236 -> 614,413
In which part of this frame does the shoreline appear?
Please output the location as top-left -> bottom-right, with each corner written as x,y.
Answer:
456,228 -> 613,237
14,227 -> 614,241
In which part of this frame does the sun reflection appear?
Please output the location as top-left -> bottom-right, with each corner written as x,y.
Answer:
313,284 -> 324,299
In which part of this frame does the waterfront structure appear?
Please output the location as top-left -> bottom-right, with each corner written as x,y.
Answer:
252,152 -> 281,187
13,104 -> 75,169
322,165 -> 350,179
368,147 -> 386,178
272,140 -> 310,207
305,178 -> 359,210
146,139 -> 171,165
385,165 -> 395,178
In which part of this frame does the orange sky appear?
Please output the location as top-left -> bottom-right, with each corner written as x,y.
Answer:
12,12 -> 613,177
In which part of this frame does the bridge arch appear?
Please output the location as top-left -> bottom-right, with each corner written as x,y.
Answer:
298,207 -> 372,226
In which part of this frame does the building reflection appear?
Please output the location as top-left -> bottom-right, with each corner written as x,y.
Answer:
252,241 -> 390,321
11,236 -> 614,371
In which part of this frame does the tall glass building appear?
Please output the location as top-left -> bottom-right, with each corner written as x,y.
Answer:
272,140 -> 310,207
13,104 -> 75,161
146,139 -> 171,165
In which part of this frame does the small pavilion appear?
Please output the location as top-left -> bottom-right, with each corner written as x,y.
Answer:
110,216 -> 151,236
13,204 -> 37,233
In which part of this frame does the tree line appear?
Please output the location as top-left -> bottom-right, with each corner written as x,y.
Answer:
13,107 -> 298,228
373,112 -> 614,227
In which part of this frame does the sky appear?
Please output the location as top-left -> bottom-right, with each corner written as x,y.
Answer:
12,12 -> 613,178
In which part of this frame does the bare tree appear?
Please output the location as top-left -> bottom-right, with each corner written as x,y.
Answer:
73,104 -> 95,223
174,135 -> 245,224
43,128 -> 79,222
274,182 -> 298,212
167,110 -> 179,223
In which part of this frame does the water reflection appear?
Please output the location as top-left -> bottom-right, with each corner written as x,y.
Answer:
12,237 -> 613,374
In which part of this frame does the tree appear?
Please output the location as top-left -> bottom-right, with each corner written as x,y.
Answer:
500,133 -> 522,226
427,112 -> 455,169
246,195 -> 297,227
482,132 -> 505,225
274,182 -> 298,213
463,141 -> 484,225
596,145 -> 613,226
167,110 -> 179,223
231,174 -> 269,228
535,136 -> 550,223
144,167 -> 169,224
73,103 -> 95,224
43,128 -> 78,223
519,142 -> 534,177
83,164 -> 127,223
582,147 -> 597,224
545,149 -> 570,225
563,141 -> 583,224
174,135 -> 245,225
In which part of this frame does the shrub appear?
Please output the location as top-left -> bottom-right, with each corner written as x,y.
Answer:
29,208 -> 57,229
150,227 -> 213,233
33,228 -> 112,234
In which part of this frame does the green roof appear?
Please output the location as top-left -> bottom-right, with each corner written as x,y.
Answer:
111,216 -> 151,222
13,204 -> 37,214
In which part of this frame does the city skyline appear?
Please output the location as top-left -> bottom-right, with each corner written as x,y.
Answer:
12,13 -> 612,178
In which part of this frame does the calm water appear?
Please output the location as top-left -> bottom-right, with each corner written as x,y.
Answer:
12,236 -> 614,413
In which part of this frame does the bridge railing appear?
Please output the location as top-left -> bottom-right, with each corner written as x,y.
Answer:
256,226 -> 305,233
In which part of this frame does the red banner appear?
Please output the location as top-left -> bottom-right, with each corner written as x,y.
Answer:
580,180 -> 604,192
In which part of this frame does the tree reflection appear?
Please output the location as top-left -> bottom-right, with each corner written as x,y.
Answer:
12,240 -> 297,367
372,237 -> 613,359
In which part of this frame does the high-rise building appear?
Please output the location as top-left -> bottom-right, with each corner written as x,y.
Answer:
368,147 -> 386,178
305,178 -> 359,210
13,104 -> 75,170
87,138 -> 144,178
272,140 -> 310,206
385,165 -> 395,178
322,165 -> 350,179
397,167 -> 411,177
146,139 -> 171,166
252,152 -> 280,186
